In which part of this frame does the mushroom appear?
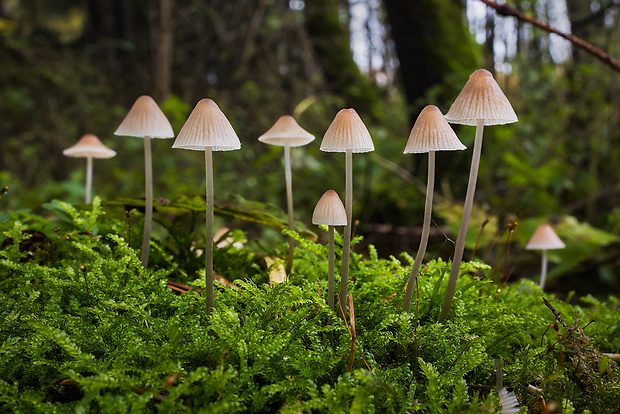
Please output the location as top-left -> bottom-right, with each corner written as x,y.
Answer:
172,98 -> 241,315
320,108 -> 374,318
258,115 -> 315,274
402,105 -> 465,313
63,134 -> 116,204
114,95 -> 174,268
439,69 -> 518,322
526,224 -> 565,290
312,189 -> 347,313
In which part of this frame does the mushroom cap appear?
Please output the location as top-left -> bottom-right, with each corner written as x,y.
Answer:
63,134 -> 117,159
114,95 -> 174,138
258,115 -> 315,147
445,69 -> 518,126
404,105 -> 466,153
312,190 -> 347,226
172,98 -> 241,151
526,224 -> 566,250
319,108 -> 374,153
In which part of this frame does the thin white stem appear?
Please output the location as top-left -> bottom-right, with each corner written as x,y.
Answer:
540,249 -> 548,290
284,145 -> 295,274
328,225 -> 335,312
328,225 -> 335,345
440,119 -> 485,323
339,149 -> 353,319
85,157 -> 93,205
403,151 -> 435,312
141,136 -> 153,268
205,147 -> 215,315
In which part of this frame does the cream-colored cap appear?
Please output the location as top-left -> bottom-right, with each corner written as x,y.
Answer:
320,108 -> 374,153
258,115 -> 315,147
114,95 -> 174,138
404,105 -> 466,153
312,190 -> 347,226
445,69 -> 518,126
526,224 -> 566,250
63,134 -> 117,159
172,98 -> 241,151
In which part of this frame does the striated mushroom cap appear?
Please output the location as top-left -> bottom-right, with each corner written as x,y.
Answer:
320,109 -> 374,153
526,224 -> 566,250
173,98 -> 241,151
312,190 -> 347,226
258,115 -> 315,147
114,95 -> 174,138
63,134 -> 117,159
404,105 -> 466,153
445,69 -> 518,126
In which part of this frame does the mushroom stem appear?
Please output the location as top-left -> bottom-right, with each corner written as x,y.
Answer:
284,145 -> 295,274
205,146 -> 215,315
141,135 -> 153,268
339,148 -> 353,319
328,225 -> 335,312
85,156 -> 93,205
540,249 -> 548,290
440,119 -> 485,323
403,151 -> 436,312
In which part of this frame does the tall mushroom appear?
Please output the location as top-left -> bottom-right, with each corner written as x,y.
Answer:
63,134 -> 116,204
320,109 -> 374,318
440,69 -> 518,322
258,115 -> 315,274
172,98 -> 241,315
312,189 -> 347,313
114,95 -> 174,268
402,105 -> 465,313
526,224 -> 565,290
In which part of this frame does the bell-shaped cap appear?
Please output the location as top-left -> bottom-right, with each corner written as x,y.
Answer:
320,108 -> 374,153
312,190 -> 347,226
63,134 -> 117,159
114,95 -> 174,138
404,105 -> 466,153
173,99 -> 241,151
258,115 -> 315,147
526,224 -> 566,250
445,69 -> 518,126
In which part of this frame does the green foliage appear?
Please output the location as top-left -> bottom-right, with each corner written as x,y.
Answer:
1,203 -> 619,413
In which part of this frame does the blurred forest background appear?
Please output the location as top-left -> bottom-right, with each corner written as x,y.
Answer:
1,0 -> 619,297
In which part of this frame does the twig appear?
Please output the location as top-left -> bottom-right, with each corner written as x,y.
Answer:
479,0 -> 620,72
347,293 -> 356,372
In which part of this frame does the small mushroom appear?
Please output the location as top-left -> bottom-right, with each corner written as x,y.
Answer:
312,190 -> 347,313
114,95 -> 174,268
258,115 -> 315,274
320,108 -> 374,318
173,98 -> 241,315
440,69 -> 518,322
402,105 -> 465,313
526,224 -> 565,290
63,134 -> 116,204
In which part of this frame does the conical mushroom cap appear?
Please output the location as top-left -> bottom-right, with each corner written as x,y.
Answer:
404,105 -> 466,153
312,190 -> 347,226
63,134 -> 117,159
258,115 -> 315,147
320,108 -> 374,153
114,95 -> 174,138
172,98 -> 241,151
526,224 -> 566,250
445,69 -> 518,126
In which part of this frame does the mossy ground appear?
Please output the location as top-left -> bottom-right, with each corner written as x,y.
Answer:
0,199 -> 619,413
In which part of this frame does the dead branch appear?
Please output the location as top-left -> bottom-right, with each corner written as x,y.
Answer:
479,0 -> 620,73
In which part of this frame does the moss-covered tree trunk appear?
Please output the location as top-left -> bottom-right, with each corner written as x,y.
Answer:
304,0 -> 382,118
383,0 -> 480,118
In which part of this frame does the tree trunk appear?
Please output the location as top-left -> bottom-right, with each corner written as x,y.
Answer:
153,0 -> 174,102
383,0 -> 480,119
